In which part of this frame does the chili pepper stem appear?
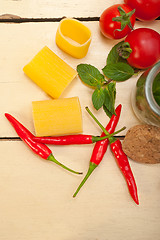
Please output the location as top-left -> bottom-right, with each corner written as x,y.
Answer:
73,162 -> 97,197
86,107 -> 111,135
86,107 -> 125,139
92,126 -> 126,143
85,107 -> 122,143
48,154 -> 83,175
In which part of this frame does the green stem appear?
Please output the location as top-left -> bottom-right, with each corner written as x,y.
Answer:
73,162 -> 97,197
86,107 -> 118,143
112,6 -> 135,31
92,126 -> 126,142
103,79 -> 112,86
86,107 -> 111,136
117,42 -> 132,59
48,154 -> 83,175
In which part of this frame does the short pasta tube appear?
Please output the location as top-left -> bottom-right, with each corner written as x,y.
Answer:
23,46 -> 77,98
32,97 -> 83,136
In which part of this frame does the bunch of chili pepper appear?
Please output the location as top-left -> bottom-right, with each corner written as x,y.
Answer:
5,106 -> 139,205
80,105 -> 139,205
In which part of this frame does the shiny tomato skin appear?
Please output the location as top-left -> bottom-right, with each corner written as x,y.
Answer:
125,28 -> 160,69
99,4 -> 135,39
124,0 -> 160,21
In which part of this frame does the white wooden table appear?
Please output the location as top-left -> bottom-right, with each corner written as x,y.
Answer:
0,1 -> 160,239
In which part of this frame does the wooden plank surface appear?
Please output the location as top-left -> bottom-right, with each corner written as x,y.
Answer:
0,0 -> 160,239
0,0 -> 123,18
0,141 -> 160,240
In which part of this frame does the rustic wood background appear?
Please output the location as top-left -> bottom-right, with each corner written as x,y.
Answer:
0,1 -> 160,239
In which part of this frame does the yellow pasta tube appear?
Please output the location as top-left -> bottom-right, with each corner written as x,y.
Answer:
23,46 -> 77,98
32,97 -> 83,136
56,18 -> 92,58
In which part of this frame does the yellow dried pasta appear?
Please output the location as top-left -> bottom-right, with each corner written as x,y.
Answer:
23,46 -> 77,98
32,97 -> 83,136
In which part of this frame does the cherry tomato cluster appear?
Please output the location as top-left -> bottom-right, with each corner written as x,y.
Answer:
99,0 -> 160,69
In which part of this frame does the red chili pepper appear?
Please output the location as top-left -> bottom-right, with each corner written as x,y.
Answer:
110,139 -> 139,205
32,135 -> 95,145
32,131 -> 124,145
73,104 -> 122,197
85,106 -> 139,205
5,113 -> 82,175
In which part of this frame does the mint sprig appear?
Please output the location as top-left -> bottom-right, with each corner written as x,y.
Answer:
77,63 -> 116,118
77,40 -> 138,117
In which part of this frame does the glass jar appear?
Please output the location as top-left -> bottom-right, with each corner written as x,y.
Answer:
132,61 -> 160,127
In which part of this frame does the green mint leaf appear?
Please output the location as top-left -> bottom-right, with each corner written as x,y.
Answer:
152,72 -> 160,106
103,105 -> 113,118
107,41 -> 127,65
92,88 -> 105,110
102,62 -> 134,81
77,64 -> 105,87
103,82 -> 116,118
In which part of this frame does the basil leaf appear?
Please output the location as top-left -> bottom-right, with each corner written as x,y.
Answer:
92,88 -> 105,110
102,62 -> 134,81
152,72 -> 160,106
77,64 -> 105,87
107,41 -> 127,64
103,82 -> 116,118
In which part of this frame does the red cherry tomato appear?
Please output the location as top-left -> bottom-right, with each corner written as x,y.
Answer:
125,28 -> 160,69
124,0 -> 160,21
99,4 -> 135,39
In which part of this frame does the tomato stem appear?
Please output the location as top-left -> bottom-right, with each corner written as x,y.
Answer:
117,41 -> 132,59
112,6 -> 135,32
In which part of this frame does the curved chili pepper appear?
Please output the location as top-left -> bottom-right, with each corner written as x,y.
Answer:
73,104 -> 122,197
110,138 -> 139,205
32,130 -> 124,145
5,113 -> 82,175
85,107 -> 139,205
